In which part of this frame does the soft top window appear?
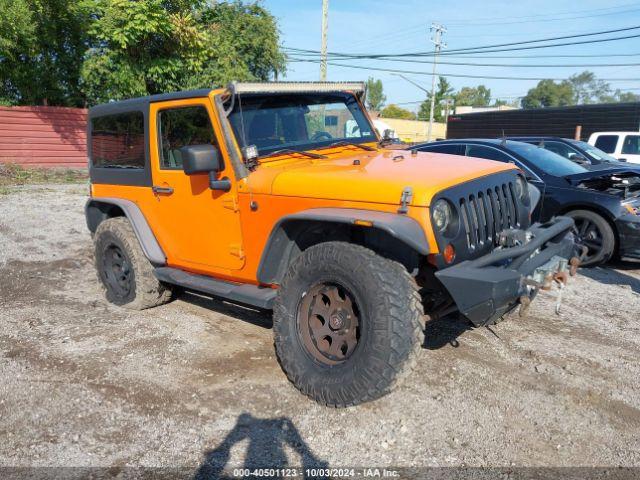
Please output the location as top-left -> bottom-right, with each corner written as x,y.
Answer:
91,112 -> 145,169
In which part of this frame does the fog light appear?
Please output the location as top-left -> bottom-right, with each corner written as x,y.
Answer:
443,244 -> 456,264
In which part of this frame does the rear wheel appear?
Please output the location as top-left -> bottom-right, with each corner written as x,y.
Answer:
273,242 -> 424,407
566,210 -> 615,267
94,217 -> 173,309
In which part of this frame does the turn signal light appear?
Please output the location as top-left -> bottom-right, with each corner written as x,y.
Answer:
354,219 -> 373,227
443,244 -> 456,264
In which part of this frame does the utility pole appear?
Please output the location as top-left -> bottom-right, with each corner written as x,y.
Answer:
427,23 -> 446,142
320,0 -> 329,81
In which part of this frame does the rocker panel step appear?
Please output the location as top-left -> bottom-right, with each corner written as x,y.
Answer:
154,267 -> 276,309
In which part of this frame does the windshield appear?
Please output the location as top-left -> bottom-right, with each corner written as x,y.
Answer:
506,141 -> 588,176
570,140 -> 620,163
227,93 -> 376,156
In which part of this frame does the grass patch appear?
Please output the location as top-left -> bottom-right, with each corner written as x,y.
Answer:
0,163 -> 88,190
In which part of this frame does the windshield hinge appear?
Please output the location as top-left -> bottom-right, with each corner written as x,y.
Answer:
398,186 -> 413,214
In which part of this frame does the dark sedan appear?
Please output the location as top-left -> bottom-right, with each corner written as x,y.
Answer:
507,136 -> 626,167
414,139 -> 640,266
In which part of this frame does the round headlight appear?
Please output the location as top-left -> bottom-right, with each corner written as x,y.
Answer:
515,176 -> 529,202
433,199 -> 452,232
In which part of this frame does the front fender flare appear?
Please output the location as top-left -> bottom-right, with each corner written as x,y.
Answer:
85,197 -> 166,265
257,208 -> 430,284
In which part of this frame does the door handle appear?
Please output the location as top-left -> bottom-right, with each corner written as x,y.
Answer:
152,185 -> 174,195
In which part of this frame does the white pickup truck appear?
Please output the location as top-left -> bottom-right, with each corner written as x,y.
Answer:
588,131 -> 640,164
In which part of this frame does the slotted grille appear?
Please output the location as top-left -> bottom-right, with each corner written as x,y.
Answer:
459,181 -> 520,250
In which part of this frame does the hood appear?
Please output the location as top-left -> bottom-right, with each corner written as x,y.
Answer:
254,150 -> 518,207
565,168 -> 640,199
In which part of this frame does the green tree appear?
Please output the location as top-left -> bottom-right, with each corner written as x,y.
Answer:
454,85 -> 491,107
81,0 -> 286,105
0,0 -> 92,106
568,71 -> 611,104
0,0 -> 286,106
380,104 -> 415,120
417,76 -> 453,122
521,79 -> 574,109
615,91 -> 640,102
365,77 -> 386,111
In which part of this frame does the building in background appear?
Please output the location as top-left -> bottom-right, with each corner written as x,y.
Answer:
454,105 -> 518,115
369,112 -> 447,143
0,106 -> 87,168
447,102 -> 640,140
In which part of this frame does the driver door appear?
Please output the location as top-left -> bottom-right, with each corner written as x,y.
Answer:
147,98 -> 245,272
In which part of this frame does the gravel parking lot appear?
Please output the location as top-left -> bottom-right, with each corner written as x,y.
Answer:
1,184 -> 639,476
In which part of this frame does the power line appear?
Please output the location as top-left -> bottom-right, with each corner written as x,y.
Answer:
422,52 -> 640,59
287,54 -> 640,68
347,2 -> 640,49
283,25 -> 640,59
287,58 -> 640,81
435,24 -> 640,54
282,45 -> 640,60
446,6 -> 640,27
446,1 -> 640,25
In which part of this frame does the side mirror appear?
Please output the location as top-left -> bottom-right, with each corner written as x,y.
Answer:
181,144 -> 222,175
567,152 -> 587,164
180,144 -> 230,191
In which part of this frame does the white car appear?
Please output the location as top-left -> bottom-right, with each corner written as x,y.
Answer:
588,131 -> 640,164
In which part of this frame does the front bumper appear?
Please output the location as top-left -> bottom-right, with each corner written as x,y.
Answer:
616,214 -> 640,260
435,216 -> 579,326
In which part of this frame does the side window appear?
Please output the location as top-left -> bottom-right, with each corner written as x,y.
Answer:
465,145 -> 512,163
418,144 -> 462,155
543,141 -> 574,159
91,112 -> 145,169
594,135 -> 619,153
621,135 -> 640,155
157,106 -> 216,169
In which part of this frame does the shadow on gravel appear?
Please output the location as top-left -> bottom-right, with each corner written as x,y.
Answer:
179,291 -> 273,329
423,314 -> 473,350
580,265 -> 640,294
194,413 -> 329,480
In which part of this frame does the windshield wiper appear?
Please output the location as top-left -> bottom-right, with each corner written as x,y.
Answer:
261,148 -> 327,159
326,141 -> 376,151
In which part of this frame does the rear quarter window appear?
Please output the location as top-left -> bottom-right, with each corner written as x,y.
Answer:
465,145 -> 513,162
418,144 -> 463,155
621,135 -> 640,155
594,135 -> 619,154
91,112 -> 145,169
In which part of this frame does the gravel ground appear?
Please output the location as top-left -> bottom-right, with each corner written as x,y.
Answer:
1,184 -> 639,476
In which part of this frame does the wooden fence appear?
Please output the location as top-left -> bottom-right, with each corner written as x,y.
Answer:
0,106 -> 87,168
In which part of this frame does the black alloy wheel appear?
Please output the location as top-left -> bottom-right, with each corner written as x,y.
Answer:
567,210 -> 615,267
297,282 -> 360,366
101,244 -> 133,300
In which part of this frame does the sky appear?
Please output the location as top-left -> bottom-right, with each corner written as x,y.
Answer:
262,0 -> 640,111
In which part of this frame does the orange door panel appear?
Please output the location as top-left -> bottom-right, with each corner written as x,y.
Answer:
146,98 -> 245,272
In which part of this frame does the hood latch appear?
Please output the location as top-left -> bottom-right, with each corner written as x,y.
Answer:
398,186 -> 413,214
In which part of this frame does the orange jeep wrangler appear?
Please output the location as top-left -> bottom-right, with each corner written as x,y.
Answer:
85,82 -> 579,406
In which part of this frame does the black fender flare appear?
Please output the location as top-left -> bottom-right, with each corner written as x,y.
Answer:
85,197 -> 166,265
257,208 -> 430,284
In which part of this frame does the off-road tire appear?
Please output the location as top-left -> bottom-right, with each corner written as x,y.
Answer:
566,210 -> 615,267
94,217 -> 173,310
273,242 -> 425,407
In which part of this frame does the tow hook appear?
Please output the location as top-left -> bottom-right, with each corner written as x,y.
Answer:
569,256 -> 581,276
518,295 -> 532,317
520,256 -> 571,317
553,259 -> 569,315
